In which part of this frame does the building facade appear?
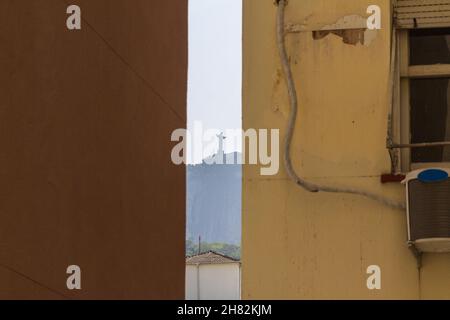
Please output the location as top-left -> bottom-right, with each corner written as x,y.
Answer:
0,0 -> 187,299
186,251 -> 241,300
243,0 -> 450,299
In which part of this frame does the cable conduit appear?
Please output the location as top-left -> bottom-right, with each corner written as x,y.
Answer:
276,0 -> 406,210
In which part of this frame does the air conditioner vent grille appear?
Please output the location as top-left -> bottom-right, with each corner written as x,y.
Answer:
408,179 -> 450,240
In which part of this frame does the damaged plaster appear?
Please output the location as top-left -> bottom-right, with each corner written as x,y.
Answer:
287,14 -> 377,46
312,28 -> 377,46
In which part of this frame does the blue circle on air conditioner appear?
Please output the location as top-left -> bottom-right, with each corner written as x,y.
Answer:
417,169 -> 449,183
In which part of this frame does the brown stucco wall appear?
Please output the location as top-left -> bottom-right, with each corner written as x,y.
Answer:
0,0 -> 187,299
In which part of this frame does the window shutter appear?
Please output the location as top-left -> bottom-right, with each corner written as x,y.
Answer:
394,0 -> 450,29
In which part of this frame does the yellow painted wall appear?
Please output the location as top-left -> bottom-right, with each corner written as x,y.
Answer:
242,0 -> 450,299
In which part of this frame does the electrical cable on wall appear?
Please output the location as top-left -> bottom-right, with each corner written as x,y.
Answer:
276,0 -> 406,210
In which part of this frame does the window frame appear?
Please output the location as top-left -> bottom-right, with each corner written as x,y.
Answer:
397,29 -> 450,172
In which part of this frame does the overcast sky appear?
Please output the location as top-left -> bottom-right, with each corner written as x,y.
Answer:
187,0 -> 242,164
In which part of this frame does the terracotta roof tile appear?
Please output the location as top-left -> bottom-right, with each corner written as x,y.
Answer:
186,251 -> 240,265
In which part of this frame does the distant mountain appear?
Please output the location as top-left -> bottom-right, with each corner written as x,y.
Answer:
187,152 -> 241,245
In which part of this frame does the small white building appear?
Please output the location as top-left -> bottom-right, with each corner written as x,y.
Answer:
185,251 -> 241,300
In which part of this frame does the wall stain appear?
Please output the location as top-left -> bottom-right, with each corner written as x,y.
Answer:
313,29 -> 366,46
310,15 -> 377,46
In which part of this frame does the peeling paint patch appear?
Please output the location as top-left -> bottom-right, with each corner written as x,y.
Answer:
313,29 -> 366,46
310,15 -> 377,46
321,15 -> 367,31
312,29 -> 377,46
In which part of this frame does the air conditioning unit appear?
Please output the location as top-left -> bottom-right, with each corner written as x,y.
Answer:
402,168 -> 450,253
